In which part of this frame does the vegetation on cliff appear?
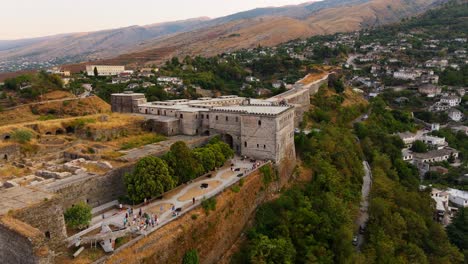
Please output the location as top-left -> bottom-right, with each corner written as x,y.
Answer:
233,86 -> 366,263
233,88 -> 462,263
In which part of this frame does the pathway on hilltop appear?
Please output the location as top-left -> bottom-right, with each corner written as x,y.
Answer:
67,157 -> 263,248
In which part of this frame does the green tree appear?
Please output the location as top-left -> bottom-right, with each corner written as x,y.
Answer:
93,67 -> 99,77
447,207 -> 468,251
249,235 -> 296,264
183,249 -> 199,264
64,202 -> 92,229
164,141 -> 203,183
193,148 -> 216,172
411,140 -> 428,153
124,156 -> 175,203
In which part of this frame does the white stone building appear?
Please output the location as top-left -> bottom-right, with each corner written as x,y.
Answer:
86,65 -> 125,76
440,95 -> 461,107
448,188 -> 468,208
448,109 -> 463,122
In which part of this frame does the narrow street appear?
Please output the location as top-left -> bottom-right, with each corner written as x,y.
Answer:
356,161 -> 372,250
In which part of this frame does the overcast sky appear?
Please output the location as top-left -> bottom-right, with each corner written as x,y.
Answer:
1,0 -> 313,40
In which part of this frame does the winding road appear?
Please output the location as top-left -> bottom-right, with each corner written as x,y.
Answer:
356,161 -> 372,250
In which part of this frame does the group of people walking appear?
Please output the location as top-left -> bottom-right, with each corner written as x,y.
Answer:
123,207 -> 159,231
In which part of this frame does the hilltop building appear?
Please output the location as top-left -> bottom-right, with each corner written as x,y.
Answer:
111,93 -> 295,163
86,65 -> 125,76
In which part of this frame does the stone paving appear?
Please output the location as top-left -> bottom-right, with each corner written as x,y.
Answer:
0,186 -> 54,215
67,156 -> 265,246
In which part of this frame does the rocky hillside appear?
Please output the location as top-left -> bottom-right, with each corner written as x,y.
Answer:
94,0 -> 446,67
0,17 -> 210,68
0,0 -> 448,73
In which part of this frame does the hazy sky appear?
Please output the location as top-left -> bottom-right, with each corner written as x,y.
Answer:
1,0 -> 312,40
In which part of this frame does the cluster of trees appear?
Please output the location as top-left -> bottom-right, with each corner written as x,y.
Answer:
125,137 -> 233,203
440,65 -> 468,87
355,99 -> 463,262
447,207 -> 468,256
3,71 -> 64,99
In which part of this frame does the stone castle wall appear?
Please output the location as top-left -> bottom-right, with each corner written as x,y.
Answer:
54,164 -> 133,210
0,216 -> 54,264
102,163 -> 290,264
13,197 -> 67,250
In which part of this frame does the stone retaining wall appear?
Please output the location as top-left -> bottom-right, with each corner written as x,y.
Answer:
0,216 -> 54,264
100,161 -> 292,264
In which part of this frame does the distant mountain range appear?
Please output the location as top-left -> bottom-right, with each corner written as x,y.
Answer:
0,0 -> 449,73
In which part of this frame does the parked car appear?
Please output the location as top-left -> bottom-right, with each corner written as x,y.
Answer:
359,225 -> 365,234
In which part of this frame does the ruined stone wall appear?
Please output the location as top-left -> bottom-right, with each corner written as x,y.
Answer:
55,164 -> 133,209
13,197 -> 67,250
103,163 -> 287,264
0,143 -> 21,164
0,217 -> 54,264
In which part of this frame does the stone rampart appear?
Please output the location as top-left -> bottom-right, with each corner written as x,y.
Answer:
0,216 -> 54,264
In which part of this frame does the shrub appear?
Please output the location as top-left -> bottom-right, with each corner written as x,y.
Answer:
201,197 -> 216,214
183,249 -> 199,264
259,165 -> 274,185
191,214 -> 198,220
12,129 -> 33,144
231,185 -> 241,193
64,202 -> 92,229
239,178 -> 245,187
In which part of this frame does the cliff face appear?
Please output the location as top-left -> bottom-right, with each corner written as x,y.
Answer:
104,162 -> 292,264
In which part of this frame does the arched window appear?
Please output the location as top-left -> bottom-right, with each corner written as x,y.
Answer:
244,141 -> 247,147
